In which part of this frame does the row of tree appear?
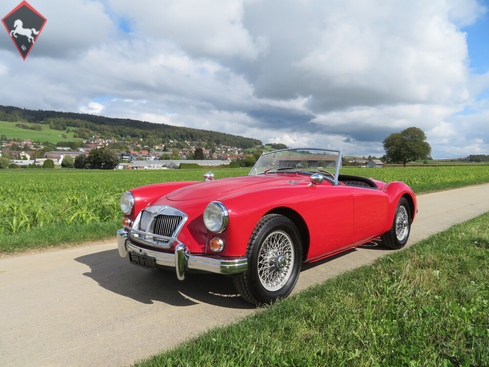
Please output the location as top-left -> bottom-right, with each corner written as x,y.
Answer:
0,105 -> 262,149
466,154 -> 489,162
1,148 -> 119,170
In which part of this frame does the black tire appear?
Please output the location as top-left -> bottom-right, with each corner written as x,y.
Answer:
381,197 -> 412,249
233,214 -> 302,306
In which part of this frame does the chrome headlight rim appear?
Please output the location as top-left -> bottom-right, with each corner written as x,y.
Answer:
120,191 -> 135,215
203,201 -> 229,234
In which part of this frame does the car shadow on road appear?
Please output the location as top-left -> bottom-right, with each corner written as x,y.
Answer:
358,239 -> 388,250
75,249 -> 254,310
301,248 -> 357,271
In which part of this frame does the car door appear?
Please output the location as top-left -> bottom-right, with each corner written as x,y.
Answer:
304,185 -> 355,260
350,187 -> 389,244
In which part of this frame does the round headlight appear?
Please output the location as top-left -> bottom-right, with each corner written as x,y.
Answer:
203,201 -> 229,233
120,191 -> 135,215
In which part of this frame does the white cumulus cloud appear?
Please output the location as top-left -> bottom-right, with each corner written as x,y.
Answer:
0,0 -> 487,158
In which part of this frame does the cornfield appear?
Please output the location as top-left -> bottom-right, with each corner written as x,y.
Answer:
1,166 -> 488,236
0,168 -> 247,236
342,166 -> 489,188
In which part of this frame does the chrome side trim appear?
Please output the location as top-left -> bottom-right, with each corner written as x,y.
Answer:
117,231 -> 248,276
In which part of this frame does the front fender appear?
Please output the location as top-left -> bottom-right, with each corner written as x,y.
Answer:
382,182 -> 417,233
128,181 -> 200,220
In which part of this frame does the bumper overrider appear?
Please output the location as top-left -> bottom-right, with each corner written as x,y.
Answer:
117,229 -> 248,280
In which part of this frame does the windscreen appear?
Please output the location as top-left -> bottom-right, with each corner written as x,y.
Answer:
249,148 -> 342,181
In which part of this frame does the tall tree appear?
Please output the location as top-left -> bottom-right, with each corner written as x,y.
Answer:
74,153 -> 87,169
383,127 -> 431,167
61,155 -> 74,168
194,147 -> 205,160
87,147 -> 119,169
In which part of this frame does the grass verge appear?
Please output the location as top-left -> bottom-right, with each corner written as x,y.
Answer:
0,220 -> 121,253
135,212 -> 489,367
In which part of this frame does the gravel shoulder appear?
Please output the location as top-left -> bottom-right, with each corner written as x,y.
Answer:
1,183 -> 489,367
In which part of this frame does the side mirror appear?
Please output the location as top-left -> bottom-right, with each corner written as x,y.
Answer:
308,173 -> 324,186
204,172 -> 214,181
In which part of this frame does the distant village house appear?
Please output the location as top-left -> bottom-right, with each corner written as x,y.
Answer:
367,159 -> 384,168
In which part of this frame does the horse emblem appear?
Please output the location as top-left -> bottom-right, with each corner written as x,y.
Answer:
10,19 -> 39,43
2,1 -> 47,60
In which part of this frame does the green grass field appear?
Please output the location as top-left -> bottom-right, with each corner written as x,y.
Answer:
1,165 -> 489,253
0,168 -> 249,252
0,120 -> 82,144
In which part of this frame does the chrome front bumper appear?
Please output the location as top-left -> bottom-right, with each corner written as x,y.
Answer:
117,229 -> 248,280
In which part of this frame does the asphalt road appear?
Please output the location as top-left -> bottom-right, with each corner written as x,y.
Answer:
1,183 -> 489,367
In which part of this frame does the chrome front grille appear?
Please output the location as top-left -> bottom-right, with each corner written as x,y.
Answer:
153,215 -> 183,237
129,205 -> 188,249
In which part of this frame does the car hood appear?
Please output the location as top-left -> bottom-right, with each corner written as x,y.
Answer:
164,175 -> 306,202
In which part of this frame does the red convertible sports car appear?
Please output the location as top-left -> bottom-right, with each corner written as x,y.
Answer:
117,148 -> 416,305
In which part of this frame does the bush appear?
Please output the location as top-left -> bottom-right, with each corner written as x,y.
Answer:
244,156 -> 257,167
15,123 -> 30,129
0,157 -> 10,169
43,159 -> 55,169
61,155 -> 74,168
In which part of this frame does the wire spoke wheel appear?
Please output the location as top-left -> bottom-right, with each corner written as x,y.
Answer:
381,197 -> 412,250
257,230 -> 295,292
395,205 -> 409,242
233,214 -> 302,305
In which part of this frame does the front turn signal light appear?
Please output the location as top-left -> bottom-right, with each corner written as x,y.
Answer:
122,217 -> 132,228
209,237 -> 224,252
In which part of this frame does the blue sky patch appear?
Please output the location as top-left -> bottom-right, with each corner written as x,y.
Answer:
464,6 -> 489,74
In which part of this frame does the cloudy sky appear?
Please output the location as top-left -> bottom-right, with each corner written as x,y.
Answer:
1,0 -> 488,158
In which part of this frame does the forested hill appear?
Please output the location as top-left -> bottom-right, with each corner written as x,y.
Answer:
0,105 -> 262,148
